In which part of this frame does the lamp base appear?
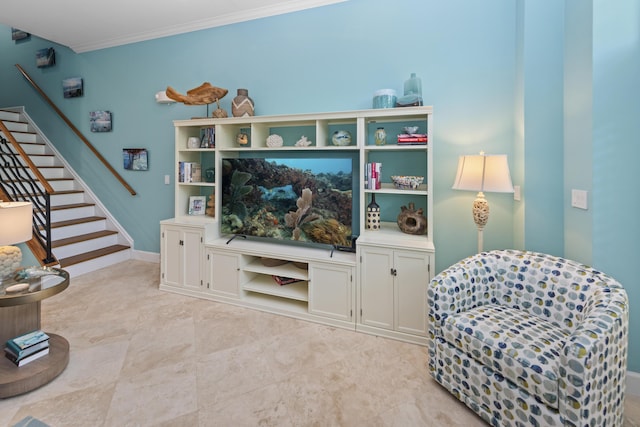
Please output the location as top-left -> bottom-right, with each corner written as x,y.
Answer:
472,192 -> 489,253
0,245 -> 22,278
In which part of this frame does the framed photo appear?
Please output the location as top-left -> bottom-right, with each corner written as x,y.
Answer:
11,28 -> 30,41
123,148 -> 148,171
36,48 -> 55,68
188,196 -> 206,215
90,111 -> 112,132
63,77 -> 83,98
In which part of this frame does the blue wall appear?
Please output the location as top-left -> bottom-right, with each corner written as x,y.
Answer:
1,0 -> 637,372
591,0 -> 640,373
0,0 -> 519,268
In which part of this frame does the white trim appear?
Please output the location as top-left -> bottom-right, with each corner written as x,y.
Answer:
19,109 -> 134,249
70,0 -> 348,52
628,370 -> 640,397
132,250 -> 159,264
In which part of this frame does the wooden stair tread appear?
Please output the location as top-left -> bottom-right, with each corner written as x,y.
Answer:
49,202 -> 95,211
58,244 -> 130,267
50,216 -> 105,228
52,230 -> 118,248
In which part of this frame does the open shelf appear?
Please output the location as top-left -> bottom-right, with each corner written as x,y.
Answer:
244,259 -> 309,281
243,275 -> 308,302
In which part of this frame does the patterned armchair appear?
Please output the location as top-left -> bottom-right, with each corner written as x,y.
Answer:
428,250 -> 629,426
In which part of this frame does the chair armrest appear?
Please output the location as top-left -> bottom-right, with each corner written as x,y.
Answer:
428,253 -> 498,329
559,288 -> 628,425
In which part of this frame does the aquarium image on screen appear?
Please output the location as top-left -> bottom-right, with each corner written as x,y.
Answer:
221,157 -> 353,247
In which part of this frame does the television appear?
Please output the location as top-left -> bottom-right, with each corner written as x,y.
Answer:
221,157 -> 354,248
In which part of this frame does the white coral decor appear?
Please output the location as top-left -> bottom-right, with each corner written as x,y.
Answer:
0,245 -> 21,277
295,136 -> 312,147
266,134 -> 283,147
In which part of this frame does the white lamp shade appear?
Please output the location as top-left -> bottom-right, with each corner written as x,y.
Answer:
452,154 -> 514,193
0,202 -> 33,245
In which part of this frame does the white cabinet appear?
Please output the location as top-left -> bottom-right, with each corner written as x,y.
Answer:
308,263 -> 354,323
358,244 -> 431,344
160,222 -> 204,291
161,107 -> 434,345
205,248 -> 240,298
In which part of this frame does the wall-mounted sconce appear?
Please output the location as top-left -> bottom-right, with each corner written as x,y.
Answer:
155,91 -> 175,104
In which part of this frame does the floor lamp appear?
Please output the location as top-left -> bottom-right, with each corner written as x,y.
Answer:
0,201 -> 33,278
452,153 -> 514,253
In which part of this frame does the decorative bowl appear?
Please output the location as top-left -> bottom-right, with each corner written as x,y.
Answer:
391,175 -> 424,190
403,126 -> 419,135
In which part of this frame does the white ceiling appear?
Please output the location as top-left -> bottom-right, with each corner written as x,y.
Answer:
2,0 -> 347,53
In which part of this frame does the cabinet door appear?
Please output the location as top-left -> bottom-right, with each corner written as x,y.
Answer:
161,225 -> 182,287
308,263 -> 354,322
394,250 -> 429,336
181,228 -> 204,290
207,249 -> 240,298
359,247 -> 394,330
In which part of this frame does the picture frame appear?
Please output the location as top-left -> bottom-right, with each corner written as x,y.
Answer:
122,148 -> 148,171
11,28 -> 30,41
188,196 -> 206,215
90,111 -> 112,132
36,48 -> 55,68
63,77 -> 83,98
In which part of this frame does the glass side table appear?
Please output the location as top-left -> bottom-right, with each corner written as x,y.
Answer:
0,267 -> 70,398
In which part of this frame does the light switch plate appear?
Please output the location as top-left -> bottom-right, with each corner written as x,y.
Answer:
571,189 -> 588,210
513,185 -> 521,201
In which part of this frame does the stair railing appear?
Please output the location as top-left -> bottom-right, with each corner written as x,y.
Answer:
0,121 -> 55,265
15,64 -> 137,196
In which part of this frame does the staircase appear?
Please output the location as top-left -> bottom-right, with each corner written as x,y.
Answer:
0,107 -> 132,277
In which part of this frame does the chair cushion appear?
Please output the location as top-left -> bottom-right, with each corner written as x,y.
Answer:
441,304 -> 570,409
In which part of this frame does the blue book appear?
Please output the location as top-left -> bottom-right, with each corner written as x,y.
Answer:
6,330 -> 49,356
5,339 -> 50,360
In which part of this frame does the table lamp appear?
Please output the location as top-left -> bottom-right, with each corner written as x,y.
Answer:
452,152 -> 513,253
0,201 -> 33,277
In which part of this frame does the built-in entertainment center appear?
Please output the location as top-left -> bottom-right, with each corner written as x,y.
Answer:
159,106 -> 434,345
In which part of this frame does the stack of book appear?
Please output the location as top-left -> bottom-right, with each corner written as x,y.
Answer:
365,162 -> 382,189
179,162 -> 202,183
397,133 -> 428,145
4,330 -> 50,367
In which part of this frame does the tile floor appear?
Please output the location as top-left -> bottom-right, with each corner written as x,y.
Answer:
1,260 -> 638,426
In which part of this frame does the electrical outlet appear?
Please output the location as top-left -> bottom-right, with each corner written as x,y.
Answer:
513,185 -> 521,201
164,175 -> 170,185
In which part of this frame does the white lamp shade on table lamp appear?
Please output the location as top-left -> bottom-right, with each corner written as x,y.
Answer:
452,153 -> 513,252
0,202 -> 33,277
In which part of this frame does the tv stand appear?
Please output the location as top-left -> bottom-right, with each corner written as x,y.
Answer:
160,107 -> 434,345
163,237 -> 357,329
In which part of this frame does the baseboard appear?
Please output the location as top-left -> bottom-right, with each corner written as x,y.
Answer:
132,250 -> 159,264
628,370 -> 640,397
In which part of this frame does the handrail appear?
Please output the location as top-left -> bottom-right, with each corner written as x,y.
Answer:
15,64 -> 137,196
0,120 -> 54,194
0,130 -> 55,265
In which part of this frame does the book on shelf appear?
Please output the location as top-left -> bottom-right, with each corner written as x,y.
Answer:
4,339 -> 50,361
365,162 -> 382,190
272,275 -> 302,286
178,162 -> 201,183
6,330 -> 49,356
397,133 -> 428,144
5,346 -> 50,367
